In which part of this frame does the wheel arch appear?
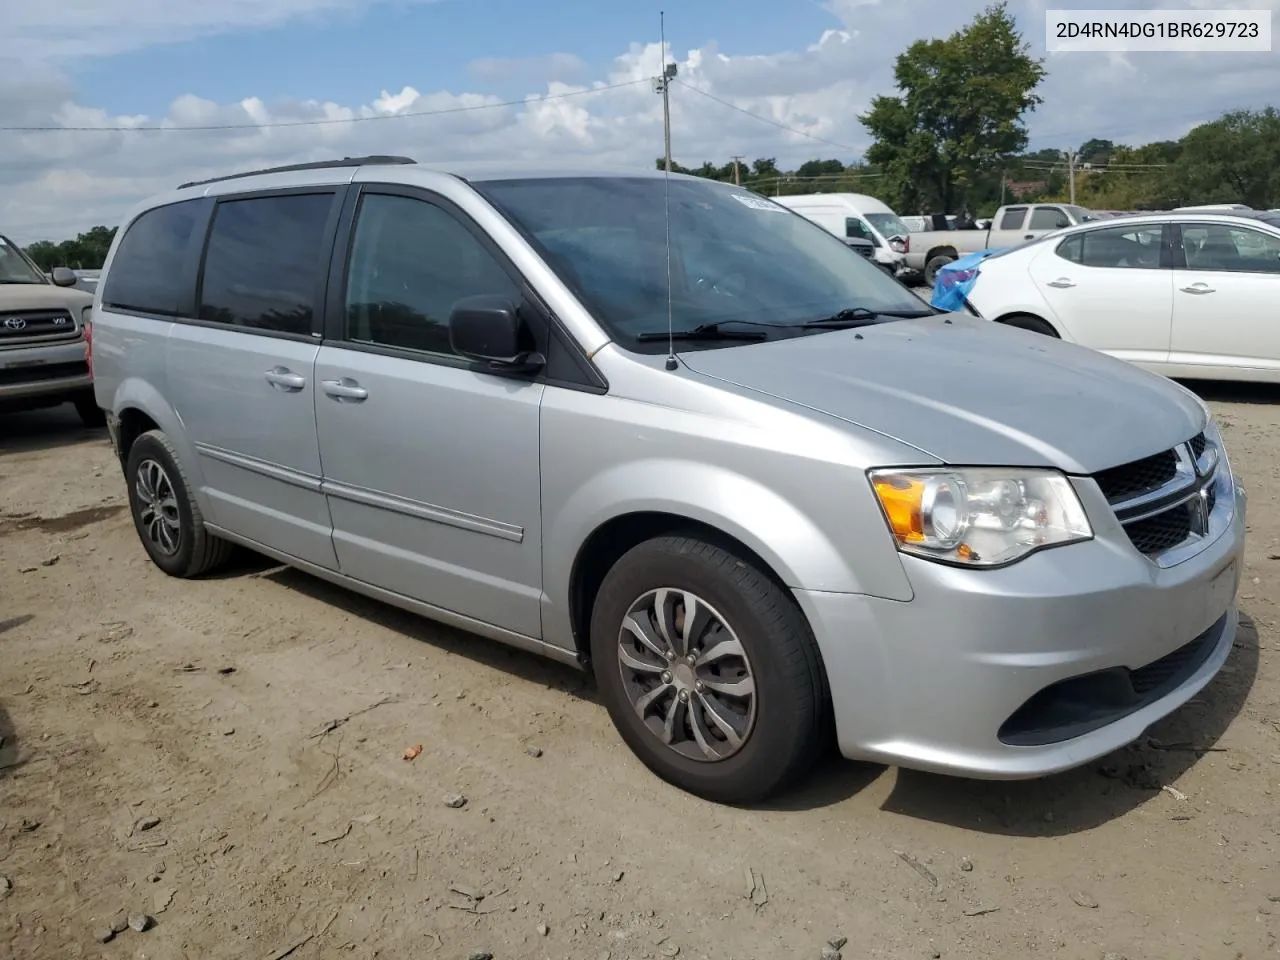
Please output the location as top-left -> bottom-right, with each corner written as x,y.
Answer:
567,511 -> 788,662
993,311 -> 1062,337
107,378 -> 210,511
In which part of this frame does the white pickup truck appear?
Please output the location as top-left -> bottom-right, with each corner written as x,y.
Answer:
906,202 -> 1096,285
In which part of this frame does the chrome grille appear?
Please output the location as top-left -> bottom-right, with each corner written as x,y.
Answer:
1093,432 -> 1222,566
0,308 -> 80,346
1094,449 -> 1178,502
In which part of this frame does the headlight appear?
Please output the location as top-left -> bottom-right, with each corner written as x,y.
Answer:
870,467 -> 1093,567
81,305 -> 92,328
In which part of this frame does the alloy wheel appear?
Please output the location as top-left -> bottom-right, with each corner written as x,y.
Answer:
615,588 -> 757,762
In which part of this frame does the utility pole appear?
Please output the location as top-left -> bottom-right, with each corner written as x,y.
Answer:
731,155 -> 744,186
1065,149 -> 1078,205
656,12 -> 677,173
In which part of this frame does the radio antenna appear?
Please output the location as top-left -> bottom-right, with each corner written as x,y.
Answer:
659,11 -> 678,372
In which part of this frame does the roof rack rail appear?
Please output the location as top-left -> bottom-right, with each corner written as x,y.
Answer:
179,155 -> 416,190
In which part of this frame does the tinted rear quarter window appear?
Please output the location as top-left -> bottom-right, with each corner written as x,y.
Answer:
198,193 -> 334,336
102,200 -> 203,316
1055,234 -> 1084,264
998,207 -> 1026,230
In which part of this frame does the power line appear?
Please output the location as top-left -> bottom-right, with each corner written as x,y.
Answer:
672,79 -> 862,154
0,78 -> 651,133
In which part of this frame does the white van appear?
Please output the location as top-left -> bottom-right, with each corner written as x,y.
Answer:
774,193 -> 910,275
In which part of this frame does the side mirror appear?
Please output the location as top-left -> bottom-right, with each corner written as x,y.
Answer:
1055,218 -> 1070,229
51,266 -> 77,287
448,295 -> 544,370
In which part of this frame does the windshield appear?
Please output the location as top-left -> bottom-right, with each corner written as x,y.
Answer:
1065,204 -> 1095,223
477,177 -> 928,351
864,212 -> 910,239
0,236 -> 47,284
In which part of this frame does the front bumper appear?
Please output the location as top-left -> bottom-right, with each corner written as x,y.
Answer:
796,480 -> 1246,779
0,339 -> 90,402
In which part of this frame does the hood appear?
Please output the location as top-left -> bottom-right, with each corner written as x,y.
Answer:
0,283 -> 94,312
679,315 -> 1205,475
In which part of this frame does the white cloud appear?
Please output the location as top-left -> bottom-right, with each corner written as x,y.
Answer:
1,0 -> 1278,242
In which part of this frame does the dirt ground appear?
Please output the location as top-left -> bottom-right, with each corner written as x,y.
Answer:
2,389 -> 1279,960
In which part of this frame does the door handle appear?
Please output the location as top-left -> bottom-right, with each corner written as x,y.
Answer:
264,366 -> 306,391
1180,284 -> 1216,295
1046,278 -> 1076,289
1024,233 -> 1036,240
321,378 -> 369,402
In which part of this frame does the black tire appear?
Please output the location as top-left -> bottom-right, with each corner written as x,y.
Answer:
590,535 -> 829,804
1000,314 -> 1060,337
923,254 -> 956,287
125,429 -> 233,578
73,391 -> 106,427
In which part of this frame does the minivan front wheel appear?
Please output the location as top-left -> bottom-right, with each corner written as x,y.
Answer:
590,535 -> 828,804
125,430 -> 233,578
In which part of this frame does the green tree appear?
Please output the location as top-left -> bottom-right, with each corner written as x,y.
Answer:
1170,108 -> 1280,209
1077,138 -> 1115,165
859,2 -> 1046,214
24,225 -> 118,271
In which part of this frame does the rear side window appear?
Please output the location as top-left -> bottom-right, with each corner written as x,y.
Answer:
198,193 -> 334,336
101,200 -> 202,316
998,207 -> 1026,230
1057,224 -> 1164,269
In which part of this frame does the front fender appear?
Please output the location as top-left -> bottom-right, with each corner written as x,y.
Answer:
541,457 -> 914,647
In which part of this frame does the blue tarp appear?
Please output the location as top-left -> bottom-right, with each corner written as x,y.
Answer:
929,248 -> 1009,313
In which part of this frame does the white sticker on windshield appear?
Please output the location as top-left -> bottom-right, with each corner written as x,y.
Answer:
730,193 -> 788,213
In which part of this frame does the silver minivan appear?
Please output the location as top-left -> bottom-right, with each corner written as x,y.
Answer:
91,157 -> 1245,803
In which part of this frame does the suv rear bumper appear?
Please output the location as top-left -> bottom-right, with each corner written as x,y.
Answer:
796,480 -> 1246,779
0,339 -> 90,402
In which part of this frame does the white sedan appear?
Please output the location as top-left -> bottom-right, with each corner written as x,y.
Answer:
965,210 -> 1280,383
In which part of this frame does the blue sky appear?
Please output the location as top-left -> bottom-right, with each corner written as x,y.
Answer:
71,1 -> 830,118
2,0 -> 1278,240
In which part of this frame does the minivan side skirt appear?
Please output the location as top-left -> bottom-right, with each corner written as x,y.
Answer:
204,522 -> 584,668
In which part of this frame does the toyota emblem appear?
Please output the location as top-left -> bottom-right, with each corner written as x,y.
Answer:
3,317 -> 26,330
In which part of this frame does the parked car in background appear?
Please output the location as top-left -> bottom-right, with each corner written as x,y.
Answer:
773,193 -> 909,276
72,269 -> 101,294
91,156 -> 1243,804
0,233 -> 100,425
905,203 -> 1098,286
1176,204 -> 1253,212
958,210 -> 1280,383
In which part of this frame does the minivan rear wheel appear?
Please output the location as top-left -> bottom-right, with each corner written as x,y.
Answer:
589,535 -> 828,804
125,430 -> 233,578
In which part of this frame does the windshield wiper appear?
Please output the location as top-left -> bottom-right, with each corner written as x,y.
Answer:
636,322 -> 769,343
798,306 -> 938,328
